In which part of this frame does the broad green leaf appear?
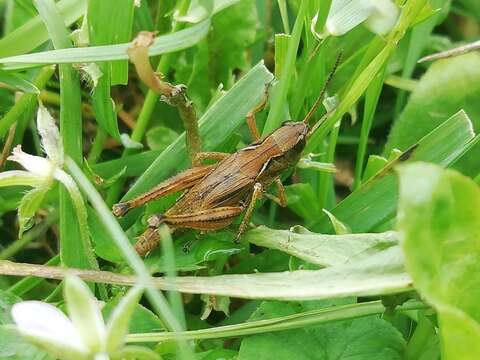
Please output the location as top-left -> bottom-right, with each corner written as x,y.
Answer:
245,226 -> 397,267
111,345 -> 160,360
0,20 -> 211,69
386,53 -> 480,176
0,326 -> 51,360
0,290 -> 22,324
438,306 -> 480,360
0,0 -> 86,58
123,62 -> 274,200
239,301 -> 405,360
165,245 -> 411,300
397,163 -> 480,359
0,292 -> 49,360
311,110 -> 476,233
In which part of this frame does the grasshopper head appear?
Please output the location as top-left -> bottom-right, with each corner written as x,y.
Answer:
272,121 -> 308,153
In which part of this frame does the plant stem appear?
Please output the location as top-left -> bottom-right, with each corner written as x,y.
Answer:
8,255 -> 60,296
65,158 -> 194,359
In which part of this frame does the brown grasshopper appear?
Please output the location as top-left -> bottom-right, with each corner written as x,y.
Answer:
113,58 -> 340,256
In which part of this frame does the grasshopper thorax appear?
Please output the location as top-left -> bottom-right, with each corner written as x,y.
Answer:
271,121 -> 308,153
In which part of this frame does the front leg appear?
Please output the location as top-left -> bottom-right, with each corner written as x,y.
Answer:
264,178 -> 287,207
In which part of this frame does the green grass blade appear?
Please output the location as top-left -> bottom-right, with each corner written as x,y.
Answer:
0,0 -> 86,58
34,0 -> 95,272
353,65 -> 386,189
127,300 -> 424,342
65,158 -> 194,359
88,0 -> 135,85
87,0 -> 135,141
311,110 -> 476,233
0,19 -> 211,69
262,1 -> 306,135
0,66 -> 54,139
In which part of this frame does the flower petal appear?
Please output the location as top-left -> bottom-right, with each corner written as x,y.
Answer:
37,102 -> 63,164
64,275 -> 107,353
364,0 -> 399,35
106,286 -> 144,352
8,145 -> 54,178
11,301 -> 87,354
326,0 -> 374,36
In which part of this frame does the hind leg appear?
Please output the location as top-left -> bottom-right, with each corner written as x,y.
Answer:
135,206 -> 244,256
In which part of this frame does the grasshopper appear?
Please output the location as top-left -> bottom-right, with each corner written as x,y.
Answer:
113,58 -> 340,256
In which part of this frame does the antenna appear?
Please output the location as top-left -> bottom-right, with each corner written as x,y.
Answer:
302,52 -> 342,125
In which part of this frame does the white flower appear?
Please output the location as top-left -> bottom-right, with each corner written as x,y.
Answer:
312,0 -> 399,39
8,144 -> 55,179
0,101 -> 89,238
11,275 -> 145,360
6,101 -> 63,180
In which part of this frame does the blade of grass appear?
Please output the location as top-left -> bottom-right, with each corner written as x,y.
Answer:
0,66 -> 55,139
88,0 -> 135,85
0,0 -> 86,58
65,157 -> 194,359
262,0 -> 306,135
353,64 -> 386,190
307,0 -> 429,152
33,0 -> 97,273
0,242 -> 413,300
127,300 -> 425,342
277,0 -> 290,34
87,0 -> 135,141
317,120 -> 340,209
311,110 -> 476,233
0,19 -> 211,69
